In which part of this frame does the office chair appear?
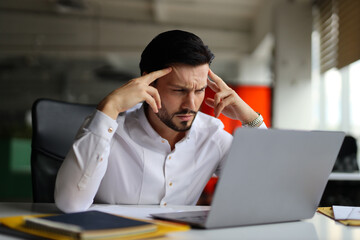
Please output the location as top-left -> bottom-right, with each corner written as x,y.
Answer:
320,135 -> 359,206
332,135 -> 359,172
31,98 -> 96,203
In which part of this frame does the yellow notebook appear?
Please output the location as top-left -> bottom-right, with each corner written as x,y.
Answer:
317,207 -> 360,226
0,213 -> 189,240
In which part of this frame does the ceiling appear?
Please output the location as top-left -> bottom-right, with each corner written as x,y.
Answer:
83,0 -> 266,32
0,0 -> 271,63
0,0 -> 311,78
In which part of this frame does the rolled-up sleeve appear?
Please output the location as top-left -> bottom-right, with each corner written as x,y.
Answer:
55,110 -> 118,213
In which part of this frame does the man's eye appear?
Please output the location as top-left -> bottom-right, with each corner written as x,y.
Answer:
196,88 -> 206,93
173,89 -> 185,92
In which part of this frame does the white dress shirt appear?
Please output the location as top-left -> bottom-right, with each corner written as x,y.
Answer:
55,104 -> 264,213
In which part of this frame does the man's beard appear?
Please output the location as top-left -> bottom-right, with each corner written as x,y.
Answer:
156,107 -> 198,132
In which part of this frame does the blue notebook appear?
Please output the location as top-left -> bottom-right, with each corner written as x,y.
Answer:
24,210 -> 157,239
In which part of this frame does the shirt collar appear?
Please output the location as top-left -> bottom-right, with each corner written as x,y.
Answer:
138,104 -> 162,140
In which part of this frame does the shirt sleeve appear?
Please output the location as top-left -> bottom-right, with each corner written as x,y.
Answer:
242,121 -> 267,129
54,110 -> 119,213
258,122 -> 267,129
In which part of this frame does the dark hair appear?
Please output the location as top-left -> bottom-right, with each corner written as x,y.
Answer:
139,30 -> 214,75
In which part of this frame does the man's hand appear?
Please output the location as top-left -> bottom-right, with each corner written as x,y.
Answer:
97,67 -> 172,120
205,69 -> 259,124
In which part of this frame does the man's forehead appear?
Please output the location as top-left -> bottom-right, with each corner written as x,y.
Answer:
162,64 -> 209,85
171,63 -> 209,74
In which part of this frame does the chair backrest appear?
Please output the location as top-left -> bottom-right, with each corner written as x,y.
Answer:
31,98 -> 96,202
332,135 -> 359,172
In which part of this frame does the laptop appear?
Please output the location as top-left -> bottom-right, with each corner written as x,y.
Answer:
151,128 -> 345,228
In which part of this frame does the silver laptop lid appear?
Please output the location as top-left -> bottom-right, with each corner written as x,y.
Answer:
206,128 -> 345,228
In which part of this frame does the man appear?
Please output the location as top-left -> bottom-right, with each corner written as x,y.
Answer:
55,30 -> 266,213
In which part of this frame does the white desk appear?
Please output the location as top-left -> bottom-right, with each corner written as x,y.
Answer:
1,202 -> 360,240
329,172 -> 360,181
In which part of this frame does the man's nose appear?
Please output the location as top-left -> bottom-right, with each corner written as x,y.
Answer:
182,92 -> 196,110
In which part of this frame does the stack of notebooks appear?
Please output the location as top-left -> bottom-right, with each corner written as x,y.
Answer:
0,210 -> 189,239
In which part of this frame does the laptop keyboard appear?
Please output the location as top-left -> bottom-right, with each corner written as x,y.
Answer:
175,210 -> 209,224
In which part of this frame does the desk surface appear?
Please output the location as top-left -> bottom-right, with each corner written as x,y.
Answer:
329,172 -> 360,181
1,202 -> 360,240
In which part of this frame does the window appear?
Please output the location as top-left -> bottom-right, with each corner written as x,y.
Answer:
323,68 -> 342,130
349,60 -> 360,136
314,0 -> 360,165
314,60 -> 360,166
317,61 -> 360,135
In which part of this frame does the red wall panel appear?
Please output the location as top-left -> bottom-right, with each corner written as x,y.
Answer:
201,85 -> 272,134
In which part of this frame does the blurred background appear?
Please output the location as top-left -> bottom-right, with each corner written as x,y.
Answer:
0,0 -> 359,202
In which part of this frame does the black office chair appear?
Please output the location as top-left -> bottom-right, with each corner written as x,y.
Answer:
332,135 -> 359,172
320,135 -> 359,206
31,98 -> 96,203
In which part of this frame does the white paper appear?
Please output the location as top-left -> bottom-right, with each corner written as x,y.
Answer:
333,205 -> 360,220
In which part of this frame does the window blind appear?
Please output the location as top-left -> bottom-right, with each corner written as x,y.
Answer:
316,0 -> 360,73
317,0 -> 338,73
337,0 -> 360,69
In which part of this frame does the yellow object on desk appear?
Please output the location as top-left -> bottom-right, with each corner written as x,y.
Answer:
317,207 -> 360,226
0,213 -> 190,240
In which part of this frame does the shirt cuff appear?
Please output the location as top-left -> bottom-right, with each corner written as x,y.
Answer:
258,122 -> 267,129
242,121 -> 267,129
87,110 -> 118,141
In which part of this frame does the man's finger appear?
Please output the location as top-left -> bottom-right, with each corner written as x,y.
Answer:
208,69 -> 227,89
204,98 -> 215,108
214,91 -> 230,107
146,86 -> 161,109
207,78 -> 220,92
205,98 -> 221,117
144,94 -> 159,113
144,67 -> 172,84
214,96 -> 233,118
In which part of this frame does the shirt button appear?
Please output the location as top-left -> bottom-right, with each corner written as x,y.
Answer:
108,127 -> 113,133
168,156 -> 172,160
161,139 -> 165,143
169,182 -> 173,187
163,202 -> 167,206
99,158 -> 103,162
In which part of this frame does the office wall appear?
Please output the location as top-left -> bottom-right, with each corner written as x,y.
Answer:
272,2 -> 313,130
